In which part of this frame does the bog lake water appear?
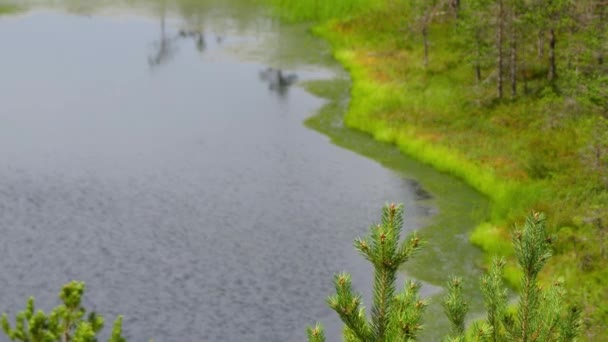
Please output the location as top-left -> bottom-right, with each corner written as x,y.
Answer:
0,1 -> 490,340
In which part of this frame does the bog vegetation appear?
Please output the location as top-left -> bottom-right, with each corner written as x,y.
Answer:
267,0 -> 607,339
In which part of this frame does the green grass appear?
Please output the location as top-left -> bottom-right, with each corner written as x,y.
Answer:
266,0 -> 608,339
0,4 -> 19,15
302,76 -> 492,341
266,0 -> 380,22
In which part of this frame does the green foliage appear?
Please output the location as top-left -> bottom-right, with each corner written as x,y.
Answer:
443,277 -> 468,341
0,4 -> 20,15
480,259 -> 508,340
307,323 -> 326,342
265,0 -> 378,22
310,204 -> 426,342
470,224 -> 513,259
265,0 -> 608,336
457,0 -> 493,82
307,206 -> 580,342
108,317 -> 126,342
1,281 -> 126,342
475,213 -> 583,342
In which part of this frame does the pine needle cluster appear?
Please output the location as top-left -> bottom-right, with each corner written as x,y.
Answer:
308,204 -> 581,342
1,281 -> 126,342
474,212 -> 582,342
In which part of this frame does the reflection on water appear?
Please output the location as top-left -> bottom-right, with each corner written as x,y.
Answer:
179,29 -> 206,52
148,14 -> 177,67
148,11 -> 211,68
259,67 -> 299,97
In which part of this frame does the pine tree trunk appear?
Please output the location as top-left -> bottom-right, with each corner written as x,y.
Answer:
372,269 -> 392,341
476,32 -> 482,84
508,1 -> 517,98
523,59 -> 528,94
423,25 -> 429,68
537,30 -> 545,59
596,142 -> 602,171
548,28 -> 557,81
451,0 -> 460,19
496,0 -> 505,98
598,2 -> 606,66
600,218 -> 606,258
510,28 -> 517,97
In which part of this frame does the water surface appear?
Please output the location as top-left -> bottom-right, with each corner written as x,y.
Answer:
0,2 -> 488,341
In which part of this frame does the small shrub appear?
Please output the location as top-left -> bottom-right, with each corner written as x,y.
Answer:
1,281 -> 126,342
307,204 -> 581,341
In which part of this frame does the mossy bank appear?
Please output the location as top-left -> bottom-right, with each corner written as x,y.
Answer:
267,0 -> 608,339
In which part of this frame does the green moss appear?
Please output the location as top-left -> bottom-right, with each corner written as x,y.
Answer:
470,223 -> 513,258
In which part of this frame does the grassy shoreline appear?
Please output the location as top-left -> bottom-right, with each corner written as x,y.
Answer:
313,22 -> 531,286
267,0 -> 607,339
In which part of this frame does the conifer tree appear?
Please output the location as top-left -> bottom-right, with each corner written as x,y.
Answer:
1,281 -> 126,342
540,0 -> 573,82
495,0 -> 506,98
308,203 -> 426,342
458,0 -> 493,85
443,276 -> 468,341
410,0 -> 443,68
307,205 -> 581,342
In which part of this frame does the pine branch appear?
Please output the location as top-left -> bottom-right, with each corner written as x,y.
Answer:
536,279 -> 566,341
443,276 -> 469,340
513,212 -> 551,341
480,258 -> 507,342
306,323 -> 326,342
313,204 -> 423,342
2,282 -> 125,342
307,206 -> 580,342
327,273 -> 371,341
559,306 -> 581,341
370,204 -> 411,341
469,321 -> 494,341
108,316 -> 126,342
387,281 -> 427,341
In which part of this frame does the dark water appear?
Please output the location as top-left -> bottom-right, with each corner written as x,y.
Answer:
0,3 -> 489,341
